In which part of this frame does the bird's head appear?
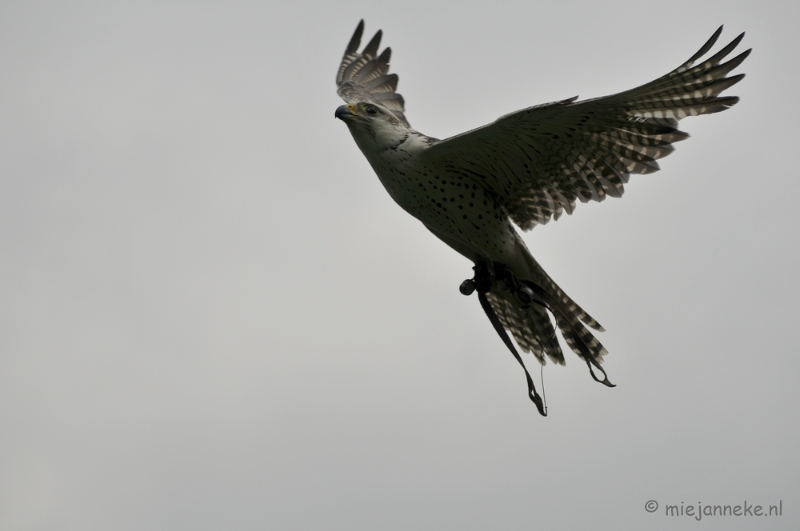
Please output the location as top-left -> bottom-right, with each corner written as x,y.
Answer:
335,102 -> 410,153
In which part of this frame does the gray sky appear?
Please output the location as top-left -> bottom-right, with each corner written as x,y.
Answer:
1,1 -> 798,529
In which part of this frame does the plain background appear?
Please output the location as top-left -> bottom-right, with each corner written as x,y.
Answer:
1,1 -> 798,529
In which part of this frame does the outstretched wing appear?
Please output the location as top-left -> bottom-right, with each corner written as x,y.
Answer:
420,27 -> 750,230
336,20 -> 409,127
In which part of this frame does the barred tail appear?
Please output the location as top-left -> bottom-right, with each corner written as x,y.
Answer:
488,238 -> 608,366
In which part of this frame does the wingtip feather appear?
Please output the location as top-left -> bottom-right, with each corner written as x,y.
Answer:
706,31 -> 746,66
687,25 -> 724,64
363,29 -> 383,58
345,20 -> 365,55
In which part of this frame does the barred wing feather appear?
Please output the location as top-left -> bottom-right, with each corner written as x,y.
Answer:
421,27 -> 750,231
336,20 -> 409,127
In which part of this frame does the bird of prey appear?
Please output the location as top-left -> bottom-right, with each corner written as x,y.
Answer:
335,20 -> 749,415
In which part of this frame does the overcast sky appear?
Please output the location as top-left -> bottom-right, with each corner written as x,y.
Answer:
1,1 -> 798,530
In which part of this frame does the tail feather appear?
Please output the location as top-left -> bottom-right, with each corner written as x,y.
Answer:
491,237 -> 608,365
519,241 -> 604,332
487,291 -> 565,365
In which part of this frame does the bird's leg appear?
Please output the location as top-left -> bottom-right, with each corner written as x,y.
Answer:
494,262 -> 519,292
461,263 -> 614,396
459,261 -> 547,416
493,262 -> 543,309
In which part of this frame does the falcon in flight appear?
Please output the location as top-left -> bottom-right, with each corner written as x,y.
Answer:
334,21 -> 749,414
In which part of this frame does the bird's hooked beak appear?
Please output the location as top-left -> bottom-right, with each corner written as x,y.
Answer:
335,104 -> 356,120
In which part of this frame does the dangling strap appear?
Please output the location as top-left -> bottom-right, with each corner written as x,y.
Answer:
585,356 -> 616,387
518,278 -> 616,388
477,290 -> 547,416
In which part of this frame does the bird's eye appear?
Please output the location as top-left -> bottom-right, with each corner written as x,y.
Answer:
365,105 -> 378,115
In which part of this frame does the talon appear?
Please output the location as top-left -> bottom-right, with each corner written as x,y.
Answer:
459,279 -> 476,296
